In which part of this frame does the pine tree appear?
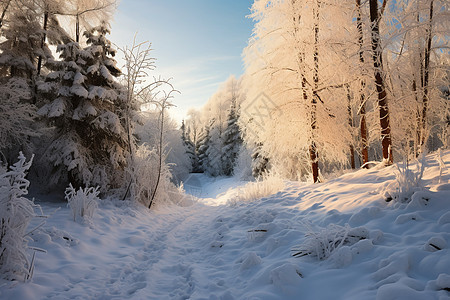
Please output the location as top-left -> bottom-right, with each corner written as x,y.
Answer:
197,121 -> 212,173
0,2 -> 43,156
251,143 -> 269,179
205,118 -> 225,176
38,22 -> 127,189
222,97 -> 242,176
181,120 -> 195,172
0,2 -> 43,81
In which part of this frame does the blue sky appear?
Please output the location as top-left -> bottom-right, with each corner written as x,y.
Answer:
110,0 -> 254,122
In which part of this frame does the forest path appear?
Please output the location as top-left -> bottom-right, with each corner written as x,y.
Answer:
36,174 -> 248,300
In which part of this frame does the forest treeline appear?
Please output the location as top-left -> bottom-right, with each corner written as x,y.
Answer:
184,0 -> 449,182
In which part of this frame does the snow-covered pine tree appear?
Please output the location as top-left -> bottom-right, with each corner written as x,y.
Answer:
197,121 -> 213,173
0,1 -> 43,81
186,125 -> 201,173
185,110 -> 203,173
251,142 -> 269,179
181,120 -> 195,172
38,22 -> 128,190
205,118 -> 225,176
0,1 -> 45,158
222,97 -> 242,176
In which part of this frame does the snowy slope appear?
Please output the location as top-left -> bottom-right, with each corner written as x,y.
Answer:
1,151 -> 449,300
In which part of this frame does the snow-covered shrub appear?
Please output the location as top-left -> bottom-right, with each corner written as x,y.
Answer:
125,144 -> 184,208
135,111 -> 191,184
0,152 -> 35,281
393,156 -> 426,203
229,175 -> 284,204
292,224 -> 368,260
65,184 -> 99,223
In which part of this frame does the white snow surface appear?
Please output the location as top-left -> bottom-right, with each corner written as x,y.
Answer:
1,151 -> 450,300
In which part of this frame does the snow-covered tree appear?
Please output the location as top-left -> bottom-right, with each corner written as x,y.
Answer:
185,109 -> 204,173
222,96 -> 242,176
196,121 -> 212,173
251,142 -> 269,179
181,119 -> 195,172
0,1 -> 43,81
0,1 -> 46,158
381,0 -> 449,157
38,22 -> 127,189
242,0 -> 354,181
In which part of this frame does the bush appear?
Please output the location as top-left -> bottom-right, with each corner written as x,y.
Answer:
292,224 -> 368,260
125,144 -> 184,208
65,184 -> 99,223
0,152 -> 35,281
393,156 -> 425,203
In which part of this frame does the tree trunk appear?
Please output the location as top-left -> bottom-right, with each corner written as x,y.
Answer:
419,0 -> 434,150
369,0 -> 393,164
76,14 -> 80,43
347,85 -> 356,169
310,0 -> 320,182
356,0 -> 369,166
149,105 -> 165,209
37,10 -> 49,76
413,7 -> 422,157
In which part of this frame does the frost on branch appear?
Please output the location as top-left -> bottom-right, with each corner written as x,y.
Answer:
65,183 -> 99,223
0,152 -> 35,281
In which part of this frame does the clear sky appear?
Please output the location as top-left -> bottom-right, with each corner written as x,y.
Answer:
110,0 -> 254,122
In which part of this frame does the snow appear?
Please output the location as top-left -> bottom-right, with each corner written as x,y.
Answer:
1,151 -> 449,299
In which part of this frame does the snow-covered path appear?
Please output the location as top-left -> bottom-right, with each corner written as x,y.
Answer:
1,152 -> 450,300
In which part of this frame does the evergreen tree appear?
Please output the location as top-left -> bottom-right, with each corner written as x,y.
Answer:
38,22 -> 127,189
181,119 -> 195,172
205,118 -> 225,176
196,121 -> 213,173
222,97 -> 242,176
0,2 -> 43,81
0,2 -> 44,157
251,143 -> 269,179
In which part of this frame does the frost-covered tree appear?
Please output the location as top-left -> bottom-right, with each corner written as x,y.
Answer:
0,1 -> 45,158
181,119 -> 195,172
242,0 -> 354,181
38,22 -> 127,189
197,121 -> 212,173
185,109 -> 203,172
382,0 -> 449,157
135,112 -> 191,186
222,96 -> 242,176
251,142 -> 269,179
63,0 -> 116,43
0,1 -> 44,82
368,0 -> 393,164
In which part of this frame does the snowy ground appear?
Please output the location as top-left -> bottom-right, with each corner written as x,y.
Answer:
1,152 -> 450,300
